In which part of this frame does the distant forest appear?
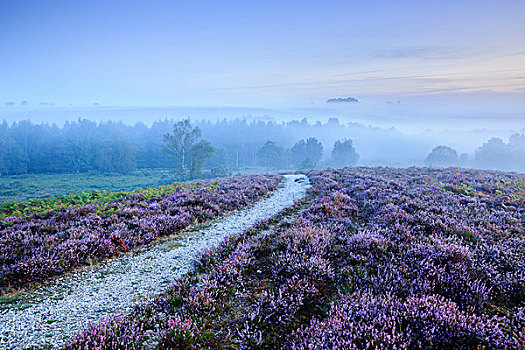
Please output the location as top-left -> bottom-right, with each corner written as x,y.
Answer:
0,118 -> 524,176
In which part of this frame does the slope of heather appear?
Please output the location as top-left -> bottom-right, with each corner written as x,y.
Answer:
0,175 -> 308,350
63,167 -> 524,350
0,175 -> 282,292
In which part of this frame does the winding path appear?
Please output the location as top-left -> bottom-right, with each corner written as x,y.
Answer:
0,175 -> 309,350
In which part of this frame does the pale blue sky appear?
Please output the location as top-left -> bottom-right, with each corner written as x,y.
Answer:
1,0 -> 525,107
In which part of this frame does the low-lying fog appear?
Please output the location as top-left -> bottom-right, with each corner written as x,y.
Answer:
1,93 -> 523,173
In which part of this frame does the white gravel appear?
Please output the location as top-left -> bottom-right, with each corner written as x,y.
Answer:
0,174 -> 309,350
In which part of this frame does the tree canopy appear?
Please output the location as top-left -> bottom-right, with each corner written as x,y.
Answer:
189,140 -> 215,179
291,137 -> 323,169
163,119 -> 202,180
330,139 -> 359,168
475,137 -> 514,170
257,141 -> 288,169
425,145 -> 459,167
1,117 -> 522,176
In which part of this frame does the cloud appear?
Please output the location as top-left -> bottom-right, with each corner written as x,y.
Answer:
208,67 -> 525,96
367,46 -> 465,60
418,82 -> 525,95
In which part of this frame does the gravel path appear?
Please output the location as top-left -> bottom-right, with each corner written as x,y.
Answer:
0,175 -> 309,350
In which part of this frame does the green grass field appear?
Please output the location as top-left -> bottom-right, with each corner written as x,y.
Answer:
0,169 -> 173,203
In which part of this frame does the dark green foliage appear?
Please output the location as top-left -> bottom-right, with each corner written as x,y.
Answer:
298,157 -> 316,170
291,137 -> 323,169
476,135 -> 525,170
210,165 -> 231,178
330,138 -> 359,167
189,140 -> 215,179
0,131 -> 26,175
1,117 -> 524,177
206,146 -> 228,169
163,120 -> 217,181
257,140 -> 289,169
0,119 -> 137,175
163,119 -> 202,180
95,139 -> 136,173
425,145 -> 459,167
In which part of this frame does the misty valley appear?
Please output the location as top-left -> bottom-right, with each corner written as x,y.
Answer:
0,118 -> 524,350
1,117 -> 524,181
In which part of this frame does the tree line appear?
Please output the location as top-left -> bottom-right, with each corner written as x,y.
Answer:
425,134 -> 525,172
0,117 -> 523,176
0,118 -> 359,177
162,120 -> 359,180
255,138 -> 358,170
0,119 -> 136,175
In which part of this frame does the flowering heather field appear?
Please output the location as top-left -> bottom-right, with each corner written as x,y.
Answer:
66,167 -> 524,349
0,175 -> 282,291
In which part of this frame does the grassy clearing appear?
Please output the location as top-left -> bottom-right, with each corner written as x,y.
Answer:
0,168 -> 172,203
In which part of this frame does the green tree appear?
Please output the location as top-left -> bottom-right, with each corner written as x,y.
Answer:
305,137 -> 323,164
298,156 -> 316,170
57,119 -> 99,173
291,137 -> 323,168
425,145 -> 459,167
206,146 -> 229,168
206,146 -> 231,177
211,165 -> 231,178
459,153 -> 470,168
95,139 -> 136,173
291,140 -> 307,167
189,140 -> 215,179
330,139 -> 359,168
508,134 -> 525,171
163,119 -> 201,180
0,133 -> 26,175
257,140 -> 287,169
475,138 -> 508,170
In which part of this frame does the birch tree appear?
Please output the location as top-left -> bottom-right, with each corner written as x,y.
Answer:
163,119 -> 201,180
